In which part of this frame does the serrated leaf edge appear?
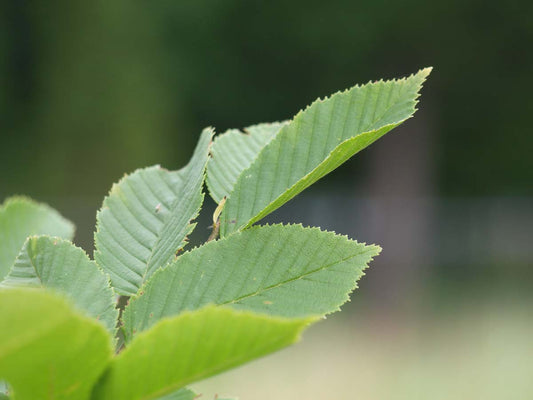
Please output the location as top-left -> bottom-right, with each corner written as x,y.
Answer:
93,128 -> 214,295
0,196 -> 76,238
132,222 -> 380,302
1,235 -> 119,339
221,68 -> 431,235
113,306 -> 317,399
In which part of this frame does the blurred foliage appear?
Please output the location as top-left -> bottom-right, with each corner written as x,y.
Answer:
1,0 -> 532,197
195,293 -> 533,399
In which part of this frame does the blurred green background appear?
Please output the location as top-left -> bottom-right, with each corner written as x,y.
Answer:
1,1 -> 532,398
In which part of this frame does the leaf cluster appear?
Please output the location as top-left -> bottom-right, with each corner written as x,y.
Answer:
0,69 -> 430,399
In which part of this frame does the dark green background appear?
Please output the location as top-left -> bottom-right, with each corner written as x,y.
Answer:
2,0 -> 531,197
1,1 -> 531,299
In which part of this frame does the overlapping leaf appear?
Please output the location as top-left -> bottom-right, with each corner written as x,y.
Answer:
94,129 -> 213,295
0,289 -> 112,400
1,236 -> 117,334
0,197 -> 74,280
0,381 -> 9,399
93,306 -> 314,400
123,224 -> 379,340
154,388 -> 197,400
207,122 -> 286,203
220,68 -> 431,236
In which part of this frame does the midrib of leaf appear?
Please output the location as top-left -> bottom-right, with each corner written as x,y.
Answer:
244,123 -> 398,229
218,247 -> 372,308
94,129 -> 213,295
103,170 -> 185,276
142,163 -> 202,285
123,224 -> 379,340
13,240 -> 43,285
193,228 -> 368,311
93,307 -> 312,400
272,93 -> 394,220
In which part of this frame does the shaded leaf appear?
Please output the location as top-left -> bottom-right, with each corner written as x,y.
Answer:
94,129 -> 213,295
123,224 -> 379,340
1,236 -> 118,334
221,68 -> 431,236
0,289 -> 112,400
93,306 -> 314,400
0,197 -> 74,280
206,122 -> 286,203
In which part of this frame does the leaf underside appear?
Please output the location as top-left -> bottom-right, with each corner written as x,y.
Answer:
123,224 -> 379,340
0,197 -> 74,281
0,381 -> 9,399
94,128 -> 213,296
206,121 -> 287,203
1,236 -> 118,335
220,68 -> 431,236
93,306 -> 313,400
153,387 -> 197,400
0,289 -> 112,400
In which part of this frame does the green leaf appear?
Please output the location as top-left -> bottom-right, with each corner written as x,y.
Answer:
123,224 -> 379,340
0,236 -> 118,334
94,128 -> 214,295
0,381 -> 9,399
220,68 -> 431,236
0,289 -> 112,400
0,197 -> 75,281
93,306 -> 314,400
206,122 -> 287,203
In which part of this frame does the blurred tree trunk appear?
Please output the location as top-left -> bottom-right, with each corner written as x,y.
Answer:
0,1 -> 179,198
362,105 -> 435,310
